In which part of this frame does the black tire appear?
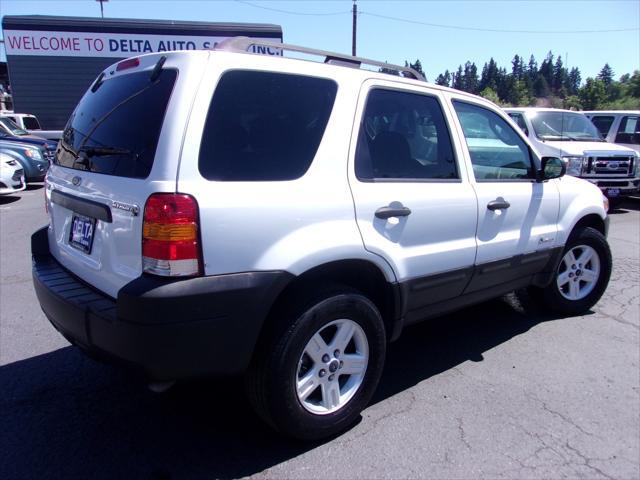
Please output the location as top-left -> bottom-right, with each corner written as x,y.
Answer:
530,227 -> 612,315
245,287 -> 386,440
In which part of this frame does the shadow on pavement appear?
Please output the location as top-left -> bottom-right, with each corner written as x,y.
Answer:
25,183 -> 44,191
0,195 -> 21,205
1,292 -> 563,480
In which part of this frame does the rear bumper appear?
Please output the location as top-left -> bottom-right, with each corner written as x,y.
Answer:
31,227 -> 292,379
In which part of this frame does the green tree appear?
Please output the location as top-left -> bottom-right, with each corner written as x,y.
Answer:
406,59 -> 425,79
533,75 -> 550,97
511,54 -> 525,80
563,96 -> 583,110
579,78 -> 607,109
480,87 -> 500,104
553,56 -> 568,95
462,61 -> 479,93
597,63 -> 614,86
452,65 -> 464,90
567,67 -> 582,96
435,70 -> 451,87
628,71 -> 640,97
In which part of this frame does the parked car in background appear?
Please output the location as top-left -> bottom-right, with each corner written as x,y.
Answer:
0,140 -> 49,181
583,110 -> 640,153
0,117 -> 58,165
0,113 -> 63,141
0,152 -> 26,195
505,107 -> 639,206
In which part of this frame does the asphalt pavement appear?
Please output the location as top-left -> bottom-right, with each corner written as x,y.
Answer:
1,185 -> 638,480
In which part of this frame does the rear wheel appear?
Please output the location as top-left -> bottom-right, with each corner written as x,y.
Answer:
246,288 -> 386,440
531,227 -> 612,315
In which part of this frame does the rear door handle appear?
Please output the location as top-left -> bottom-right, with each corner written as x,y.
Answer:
487,199 -> 511,211
375,206 -> 412,219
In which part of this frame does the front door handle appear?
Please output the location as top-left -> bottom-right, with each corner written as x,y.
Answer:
487,199 -> 511,211
375,206 -> 412,219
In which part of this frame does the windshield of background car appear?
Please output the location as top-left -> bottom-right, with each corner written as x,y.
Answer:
529,111 -> 602,141
22,116 -> 42,130
0,117 -> 29,136
56,69 -> 177,178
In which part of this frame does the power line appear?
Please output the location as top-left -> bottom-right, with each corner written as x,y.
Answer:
235,1 -> 349,16
234,1 -> 638,35
359,11 -> 638,34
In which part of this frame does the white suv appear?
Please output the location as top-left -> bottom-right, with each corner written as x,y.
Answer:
33,39 -> 612,440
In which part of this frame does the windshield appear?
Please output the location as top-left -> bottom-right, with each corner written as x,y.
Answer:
0,117 -> 29,136
57,68 -> 177,178
529,111 -> 603,141
23,116 -> 42,130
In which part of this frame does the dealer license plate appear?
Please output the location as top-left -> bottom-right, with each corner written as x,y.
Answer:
607,188 -> 620,198
69,215 -> 96,254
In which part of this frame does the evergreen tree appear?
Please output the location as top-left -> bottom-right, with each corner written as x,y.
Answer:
533,75 -> 550,97
407,59 -> 425,79
567,67 -> 582,96
452,65 -> 464,90
435,70 -> 451,87
462,61 -> 479,93
479,58 -> 499,92
511,54 -> 525,80
597,63 -> 614,86
539,51 -> 555,88
553,56 -> 568,95
528,55 -> 538,83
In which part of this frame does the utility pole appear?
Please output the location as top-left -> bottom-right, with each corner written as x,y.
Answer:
96,0 -> 108,19
352,0 -> 357,56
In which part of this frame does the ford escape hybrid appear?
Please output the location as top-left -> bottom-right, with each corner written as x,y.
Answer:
32,38 -> 612,440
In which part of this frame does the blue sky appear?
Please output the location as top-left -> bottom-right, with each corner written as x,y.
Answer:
1,0 -> 638,81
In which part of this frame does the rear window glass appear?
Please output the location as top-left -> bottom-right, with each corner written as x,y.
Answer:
56,69 -> 177,178
199,70 -> 337,181
22,117 -> 41,130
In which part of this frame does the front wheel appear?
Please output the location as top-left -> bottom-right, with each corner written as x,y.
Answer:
531,227 -> 612,315
245,289 -> 386,440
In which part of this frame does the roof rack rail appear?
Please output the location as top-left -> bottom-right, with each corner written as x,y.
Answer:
215,37 -> 425,81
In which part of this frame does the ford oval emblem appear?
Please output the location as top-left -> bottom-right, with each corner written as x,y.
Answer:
72,176 -> 81,186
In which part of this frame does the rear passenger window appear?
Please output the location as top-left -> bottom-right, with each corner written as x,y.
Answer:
615,116 -> 640,145
453,101 -> 533,181
355,89 -> 457,180
199,71 -> 337,181
590,116 -> 615,137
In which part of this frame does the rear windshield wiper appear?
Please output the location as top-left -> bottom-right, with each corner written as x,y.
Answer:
79,146 -> 136,157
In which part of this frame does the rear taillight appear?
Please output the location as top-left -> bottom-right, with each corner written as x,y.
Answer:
142,193 -> 202,277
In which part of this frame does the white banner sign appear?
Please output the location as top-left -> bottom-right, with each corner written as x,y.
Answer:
3,29 -> 282,57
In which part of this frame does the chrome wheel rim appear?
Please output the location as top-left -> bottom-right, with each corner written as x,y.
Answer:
296,319 -> 369,415
557,245 -> 600,301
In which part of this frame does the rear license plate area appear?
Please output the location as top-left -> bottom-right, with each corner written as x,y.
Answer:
69,215 -> 96,254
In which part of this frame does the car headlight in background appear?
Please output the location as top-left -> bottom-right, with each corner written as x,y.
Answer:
635,152 -> 640,177
23,148 -> 43,161
562,156 -> 586,176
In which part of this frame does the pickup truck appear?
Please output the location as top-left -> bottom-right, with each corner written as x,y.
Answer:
505,107 -> 640,207
0,113 -> 63,141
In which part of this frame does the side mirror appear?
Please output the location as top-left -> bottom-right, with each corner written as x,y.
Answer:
539,157 -> 566,181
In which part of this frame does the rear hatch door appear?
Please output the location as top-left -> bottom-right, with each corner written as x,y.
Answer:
46,52 -> 207,298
